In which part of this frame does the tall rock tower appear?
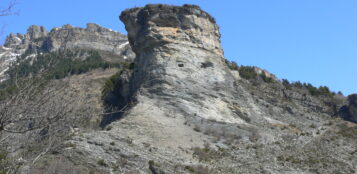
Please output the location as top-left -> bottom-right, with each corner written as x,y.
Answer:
119,4 -> 248,125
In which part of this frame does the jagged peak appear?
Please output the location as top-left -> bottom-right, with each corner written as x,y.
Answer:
27,25 -> 48,40
3,32 -> 24,47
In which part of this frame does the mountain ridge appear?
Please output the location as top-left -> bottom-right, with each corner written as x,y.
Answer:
0,23 -> 134,82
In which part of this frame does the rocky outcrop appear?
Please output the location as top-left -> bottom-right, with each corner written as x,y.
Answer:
27,25 -> 48,40
46,23 -> 133,58
0,23 -> 135,81
119,4 -> 248,124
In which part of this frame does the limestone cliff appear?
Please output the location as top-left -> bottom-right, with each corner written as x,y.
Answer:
3,4 -> 356,174
118,4 -> 248,124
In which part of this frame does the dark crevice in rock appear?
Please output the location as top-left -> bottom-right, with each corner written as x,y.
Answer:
200,61 -> 214,68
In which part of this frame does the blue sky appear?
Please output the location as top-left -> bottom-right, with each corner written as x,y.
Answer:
1,0 -> 356,95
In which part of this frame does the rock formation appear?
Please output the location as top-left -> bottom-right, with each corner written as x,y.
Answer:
0,23 -> 134,81
27,25 -> 48,40
119,4 -> 249,124
47,23 -> 133,57
1,4 -> 356,174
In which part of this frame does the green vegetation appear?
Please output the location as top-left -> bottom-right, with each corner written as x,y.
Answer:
0,49 -> 124,100
309,124 -> 317,129
282,79 -> 292,89
282,79 -> 290,86
238,66 -> 257,80
226,60 -> 336,97
101,72 -> 122,100
100,62 -> 134,100
148,160 -> 164,174
260,73 -> 274,83
225,60 -> 239,70
291,81 -> 303,88
225,60 -> 271,82
97,159 -> 107,167
100,61 -> 134,100
7,49 -> 118,80
282,79 -> 335,97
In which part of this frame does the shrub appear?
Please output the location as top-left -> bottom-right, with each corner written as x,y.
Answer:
289,81 -> 334,97
348,94 -> 357,104
282,79 -> 291,89
309,124 -> 317,129
101,72 -> 121,99
306,83 -> 319,96
260,73 -> 274,83
282,79 -> 289,86
225,60 -> 239,70
122,62 -> 134,70
305,84 -> 333,97
97,159 -> 107,167
291,81 -> 303,88
318,86 -> 332,96
238,66 -> 257,80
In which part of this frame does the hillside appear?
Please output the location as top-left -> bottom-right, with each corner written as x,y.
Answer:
0,4 -> 356,174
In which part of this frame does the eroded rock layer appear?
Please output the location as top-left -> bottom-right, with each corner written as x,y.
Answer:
119,4 -> 248,124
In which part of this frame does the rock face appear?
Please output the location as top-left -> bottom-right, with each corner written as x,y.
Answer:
0,23 -> 134,81
46,23 -> 133,57
27,25 -> 48,40
119,4 -> 246,124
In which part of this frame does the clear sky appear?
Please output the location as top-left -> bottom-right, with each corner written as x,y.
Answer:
1,0 -> 356,95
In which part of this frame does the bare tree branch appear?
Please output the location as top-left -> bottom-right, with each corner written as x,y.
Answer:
0,0 -> 18,17
101,104 -> 128,115
0,76 -> 76,134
